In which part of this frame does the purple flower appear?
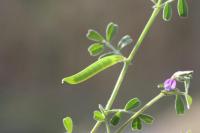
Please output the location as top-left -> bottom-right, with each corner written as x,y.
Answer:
164,78 -> 176,91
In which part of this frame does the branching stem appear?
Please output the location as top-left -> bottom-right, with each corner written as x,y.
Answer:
90,0 -> 163,132
115,92 -> 165,133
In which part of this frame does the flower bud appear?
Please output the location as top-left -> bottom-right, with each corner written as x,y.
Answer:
171,70 -> 193,82
164,78 -> 176,91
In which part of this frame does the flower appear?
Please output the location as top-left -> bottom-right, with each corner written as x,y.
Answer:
164,78 -> 176,91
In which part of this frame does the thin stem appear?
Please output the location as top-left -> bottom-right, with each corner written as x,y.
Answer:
127,0 -> 163,63
105,121 -> 110,133
105,109 -> 134,115
104,41 -> 122,55
90,0 -> 162,132
105,63 -> 129,110
115,92 -> 166,133
90,62 -> 129,133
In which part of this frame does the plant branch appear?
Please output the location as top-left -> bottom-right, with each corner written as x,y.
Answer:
90,62 -> 129,133
115,92 -> 166,133
90,0 -> 163,132
105,120 -> 111,133
127,0 -> 163,63
104,41 -> 121,55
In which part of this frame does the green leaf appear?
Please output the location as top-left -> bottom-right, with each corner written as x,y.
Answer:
175,95 -> 185,115
139,114 -> 154,124
87,29 -> 104,42
177,0 -> 188,17
110,111 -> 122,126
163,2 -> 172,21
88,43 -> 104,56
185,94 -> 192,109
187,94 -> 192,107
117,35 -> 133,49
131,117 -> 142,131
184,79 -> 191,109
93,110 -> 105,122
62,55 -> 124,84
124,98 -> 141,111
63,117 -> 73,133
106,22 -> 118,42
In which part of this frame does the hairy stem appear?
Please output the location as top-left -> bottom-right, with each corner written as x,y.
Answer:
90,0 -> 162,132
115,92 -> 165,133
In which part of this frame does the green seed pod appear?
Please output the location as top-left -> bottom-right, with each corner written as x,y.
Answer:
177,0 -> 188,17
163,2 -> 172,21
62,55 -> 124,84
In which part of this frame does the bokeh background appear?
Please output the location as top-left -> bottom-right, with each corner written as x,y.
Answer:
0,0 -> 199,133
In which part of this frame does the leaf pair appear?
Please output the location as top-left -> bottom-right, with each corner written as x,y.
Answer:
106,23 -> 133,50
131,114 -> 154,131
87,30 -> 105,56
172,71 -> 193,109
162,0 -> 188,22
87,23 -> 118,56
110,98 -> 141,126
175,94 -> 192,115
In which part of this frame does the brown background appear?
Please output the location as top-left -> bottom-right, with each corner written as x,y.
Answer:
0,0 -> 199,133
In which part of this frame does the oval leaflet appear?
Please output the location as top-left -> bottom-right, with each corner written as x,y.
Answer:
88,43 -> 104,56
63,117 -> 73,133
62,55 -> 124,84
175,95 -> 185,115
106,22 -> 118,42
177,0 -> 188,17
163,2 -> 172,21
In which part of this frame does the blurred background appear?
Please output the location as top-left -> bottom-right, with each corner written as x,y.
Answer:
0,0 -> 199,133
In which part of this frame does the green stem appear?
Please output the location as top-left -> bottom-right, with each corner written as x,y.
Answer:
105,63 -> 129,110
90,62 -> 129,133
105,120 -> 110,133
127,0 -> 163,63
115,92 -> 165,133
90,0 -> 162,132
105,41 -> 121,55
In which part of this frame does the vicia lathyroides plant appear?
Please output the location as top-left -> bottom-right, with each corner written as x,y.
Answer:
61,0 -> 193,133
